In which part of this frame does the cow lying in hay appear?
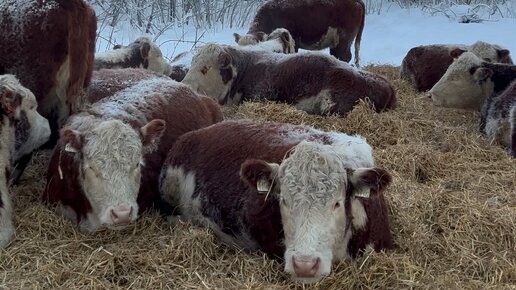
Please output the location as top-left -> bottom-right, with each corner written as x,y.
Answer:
181,43 -> 396,116
401,41 -> 512,92
159,120 -> 393,283
94,37 -> 171,75
169,28 -> 296,82
235,0 -> 365,66
480,79 -> 516,156
43,77 -> 223,232
429,51 -> 516,110
0,75 -> 51,247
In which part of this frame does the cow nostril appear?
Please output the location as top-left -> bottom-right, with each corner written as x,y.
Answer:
111,209 -> 118,219
292,255 -> 320,278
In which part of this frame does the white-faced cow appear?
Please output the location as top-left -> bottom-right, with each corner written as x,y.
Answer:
480,79 -> 516,156
0,75 -> 51,247
43,78 -> 223,232
401,41 -> 513,92
429,51 -> 516,110
94,37 -> 171,75
159,120 -> 393,283
86,68 -> 169,104
169,30 -> 296,82
235,0 -> 365,66
182,43 -> 395,116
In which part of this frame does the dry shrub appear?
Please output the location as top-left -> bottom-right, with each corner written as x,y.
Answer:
1,65 -> 515,289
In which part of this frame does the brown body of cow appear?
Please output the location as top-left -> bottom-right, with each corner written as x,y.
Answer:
182,44 -> 395,116
86,68 -> 169,104
401,42 -> 513,92
237,0 -> 366,66
0,0 -> 97,141
43,77 -> 223,232
160,120 -> 393,283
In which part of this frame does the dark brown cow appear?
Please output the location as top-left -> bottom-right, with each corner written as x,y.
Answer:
43,77 -> 223,232
0,75 -> 51,247
401,41 -> 513,92
160,120 -> 393,283
86,68 -> 169,104
0,0 -> 96,140
480,79 -> 516,156
182,44 -> 395,116
235,0 -> 366,66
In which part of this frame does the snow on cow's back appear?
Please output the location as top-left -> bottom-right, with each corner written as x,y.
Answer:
0,0 -> 59,35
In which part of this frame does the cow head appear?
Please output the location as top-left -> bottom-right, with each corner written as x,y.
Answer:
233,31 -> 267,45
131,37 -> 170,75
181,44 -> 236,104
266,28 -> 296,54
429,51 -> 494,110
59,118 -> 165,231
240,141 -> 391,283
0,75 -> 50,162
469,41 -> 512,64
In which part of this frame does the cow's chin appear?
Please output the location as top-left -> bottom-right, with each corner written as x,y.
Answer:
291,275 -> 327,284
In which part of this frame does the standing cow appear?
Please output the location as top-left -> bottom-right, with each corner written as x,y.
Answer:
480,79 -> 516,156
182,43 -> 395,116
43,78 -> 223,232
0,75 -> 51,247
159,120 -> 393,283
401,41 -> 512,92
235,0 -> 365,66
429,51 -> 516,110
94,37 -> 172,75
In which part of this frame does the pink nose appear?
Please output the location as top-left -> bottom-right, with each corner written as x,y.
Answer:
292,256 -> 321,278
110,206 -> 133,225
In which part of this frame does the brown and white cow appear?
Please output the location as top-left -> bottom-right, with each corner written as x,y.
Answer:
86,68 -> 169,104
480,79 -> 516,156
429,51 -> 516,110
94,37 -> 171,75
0,75 -> 51,247
159,120 -> 393,283
43,78 -> 223,232
182,43 -> 395,116
235,0 -> 365,66
400,41 -> 513,92
0,0 -> 97,140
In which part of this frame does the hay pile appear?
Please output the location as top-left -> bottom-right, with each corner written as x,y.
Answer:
1,65 -> 515,289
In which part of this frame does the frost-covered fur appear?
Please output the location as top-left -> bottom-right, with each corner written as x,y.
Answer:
0,75 -> 51,247
430,52 -> 494,110
469,41 -> 512,63
237,28 -> 296,54
94,37 -> 170,75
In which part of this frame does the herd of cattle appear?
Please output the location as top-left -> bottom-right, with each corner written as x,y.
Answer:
0,0 -> 514,284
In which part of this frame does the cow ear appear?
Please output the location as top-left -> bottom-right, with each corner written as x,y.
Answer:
450,48 -> 467,59
497,48 -> 510,59
113,44 -> 122,50
140,42 -> 151,59
218,51 -> 231,69
473,67 -> 493,82
140,119 -> 166,151
280,31 -> 290,44
0,89 -> 17,116
233,33 -> 241,43
347,168 -> 392,198
60,128 -> 82,153
240,159 -> 280,195
256,32 -> 267,42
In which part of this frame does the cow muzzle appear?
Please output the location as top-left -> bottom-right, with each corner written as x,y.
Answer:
292,255 -> 321,278
108,205 -> 133,225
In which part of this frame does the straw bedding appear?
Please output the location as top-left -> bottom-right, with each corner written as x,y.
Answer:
1,64 -> 514,289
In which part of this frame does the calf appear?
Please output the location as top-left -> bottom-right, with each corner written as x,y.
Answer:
401,41 -> 512,92
86,68 -> 169,104
480,79 -> 516,156
43,78 -> 223,232
429,51 -> 516,110
160,120 -> 393,283
182,43 -> 395,116
235,0 -> 365,66
94,37 -> 171,75
0,75 -> 51,247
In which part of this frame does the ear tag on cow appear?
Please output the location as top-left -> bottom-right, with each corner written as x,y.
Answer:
64,143 -> 78,153
256,179 -> 270,194
354,187 -> 370,198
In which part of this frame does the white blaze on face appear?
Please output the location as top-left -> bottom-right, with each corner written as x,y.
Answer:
181,44 -> 235,104
429,52 -> 494,109
469,41 -> 505,63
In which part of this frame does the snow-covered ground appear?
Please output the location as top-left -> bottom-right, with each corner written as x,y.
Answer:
95,4 -> 516,66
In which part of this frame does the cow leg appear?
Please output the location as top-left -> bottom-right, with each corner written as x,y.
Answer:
0,188 -> 14,248
10,152 -> 33,185
330,36 -> 353,64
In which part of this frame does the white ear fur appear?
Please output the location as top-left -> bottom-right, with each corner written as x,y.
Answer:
64,143 -> 78,153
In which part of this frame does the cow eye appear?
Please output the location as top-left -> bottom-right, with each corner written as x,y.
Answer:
469,66 -> 478,75
201,66 -> 209,75
334,202 -> 341,210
